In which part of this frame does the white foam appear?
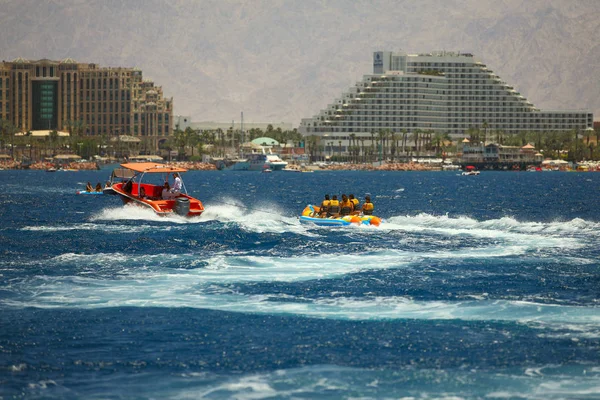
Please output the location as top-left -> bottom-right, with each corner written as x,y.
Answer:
21,222 -> 172,234
200,199 -> 317,236
165,365 -> 600,400
381,214 -> 589,249
6,252 -> 600,337
90,204 -> 202,224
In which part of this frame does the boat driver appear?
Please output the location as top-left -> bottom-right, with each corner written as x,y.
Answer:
162,182 -> 175,199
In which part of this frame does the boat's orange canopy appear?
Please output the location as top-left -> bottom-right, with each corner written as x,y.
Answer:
120,162 -> 188,173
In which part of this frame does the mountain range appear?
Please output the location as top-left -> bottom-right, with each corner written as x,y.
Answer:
1,0 -> 598,127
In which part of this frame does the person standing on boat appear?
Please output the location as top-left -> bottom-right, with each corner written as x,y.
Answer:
171,173 -> 182,195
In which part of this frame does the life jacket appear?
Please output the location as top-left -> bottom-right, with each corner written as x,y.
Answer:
327,199 -> 340,216
362,202 -> 374,215
320,199 -> 330,211
351,198 -> 359,207
340,200 -> 353,216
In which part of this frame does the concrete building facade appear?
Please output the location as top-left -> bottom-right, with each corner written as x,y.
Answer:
0,58 -> 173,149
299,51 -> 593,154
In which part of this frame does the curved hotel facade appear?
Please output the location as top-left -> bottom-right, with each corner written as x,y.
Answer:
0,58 -> 173,149
299,51 -> 593,153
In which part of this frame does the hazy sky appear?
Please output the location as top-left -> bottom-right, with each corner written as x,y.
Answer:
1,0 -> 598,125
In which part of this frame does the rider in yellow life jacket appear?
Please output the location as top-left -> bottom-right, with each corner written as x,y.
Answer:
349,194 -> 360,215
319,194 -> 330,217
361,195 -> 374,215
327,195 -> 341,217
339,194 -> 354,216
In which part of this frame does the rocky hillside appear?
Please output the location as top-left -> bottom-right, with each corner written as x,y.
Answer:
1,0 -> 598,125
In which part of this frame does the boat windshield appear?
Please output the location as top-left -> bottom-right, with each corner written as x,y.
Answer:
136,171 -> 188,195
111,168 -> 136,180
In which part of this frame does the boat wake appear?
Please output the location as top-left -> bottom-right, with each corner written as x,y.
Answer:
90,204 -> 203,224
3,246 -> 599,338
381,213 -> 595,248
5,275 -> 599,337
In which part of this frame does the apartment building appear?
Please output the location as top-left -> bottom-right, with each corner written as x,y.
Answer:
299,51 -> 593,153
0,58 -> 172,149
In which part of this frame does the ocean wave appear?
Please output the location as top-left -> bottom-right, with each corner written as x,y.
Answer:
387,213 -> 600,236
200,200 -> 316,236
167,365 -> 600,400
5,269 -> 600,337
382,214 -> 592,249
20,222 -> 176,233
90,204 -> 204,224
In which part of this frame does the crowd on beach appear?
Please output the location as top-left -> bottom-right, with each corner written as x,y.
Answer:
0,160 -> 217,171
166,161 -> 217,170
31,161 -> 100,170
321,162 -> 440,171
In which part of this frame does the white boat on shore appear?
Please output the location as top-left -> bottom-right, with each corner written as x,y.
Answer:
246,151 -> 287,171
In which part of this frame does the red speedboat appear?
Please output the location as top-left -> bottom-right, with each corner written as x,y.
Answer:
111,162 -> 204,217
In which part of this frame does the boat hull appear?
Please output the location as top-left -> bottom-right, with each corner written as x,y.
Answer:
299,205 -> 382,227
245,153 -> 288,171
248,162 -> 286,171
216,160 -> 250,171
112,182 -> 204,217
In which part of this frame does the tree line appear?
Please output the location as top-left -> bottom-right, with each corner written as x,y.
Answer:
304,126 -> 599,163
2,117 -> 597,164
0,119 -> 155,161
163,124 -> 304,160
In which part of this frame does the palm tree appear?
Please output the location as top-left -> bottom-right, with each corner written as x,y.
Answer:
369,131 -> 375,162
360,138 -> 366,163
411,130 -> 421,158
348,133 -> 356,163
377,130 -> 386,162
49,129 -> 59,156
216,128 -> 225,156
401,129 -> 408,162
432,132 -> 444,155
172,126 -> 187,160
466,127 -> 480,144
306,135 -> 318,162
185,127 -> 199,158
482,121 -> 489,143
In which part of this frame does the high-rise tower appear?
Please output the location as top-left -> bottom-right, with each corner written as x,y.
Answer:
0,58 -> 173,150
299,51 -> 592,152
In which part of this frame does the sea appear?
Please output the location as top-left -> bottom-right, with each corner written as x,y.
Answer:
1,168 -> 599,399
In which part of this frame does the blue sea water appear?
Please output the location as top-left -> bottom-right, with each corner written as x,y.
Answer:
1,168 -> 600,399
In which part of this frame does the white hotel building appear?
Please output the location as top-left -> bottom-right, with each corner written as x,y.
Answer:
299,51 -> 593,154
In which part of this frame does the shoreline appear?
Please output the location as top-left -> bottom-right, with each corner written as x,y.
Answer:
0,161 -> 219,171
0,161 -> 593,172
